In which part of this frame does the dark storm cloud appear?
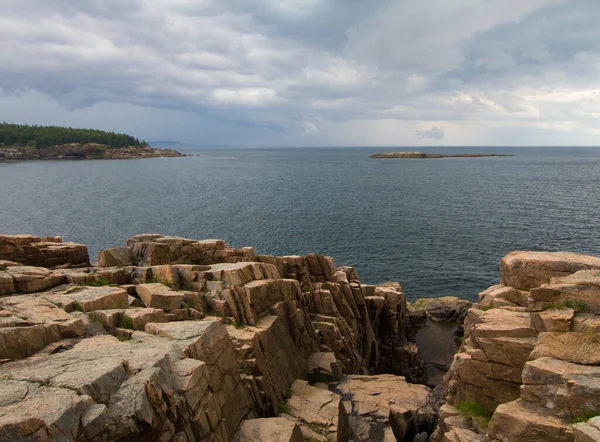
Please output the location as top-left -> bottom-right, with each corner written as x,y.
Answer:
0,0 -> 599,145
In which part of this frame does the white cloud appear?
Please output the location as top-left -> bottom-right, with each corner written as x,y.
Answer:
0,0 -> 598,145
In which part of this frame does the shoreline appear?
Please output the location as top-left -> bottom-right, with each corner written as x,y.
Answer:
370,151 -> 513,158
0,143 -> 185,161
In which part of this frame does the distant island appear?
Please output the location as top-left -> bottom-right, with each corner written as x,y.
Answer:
369,151 -> 512,159
0,123 -> 184,160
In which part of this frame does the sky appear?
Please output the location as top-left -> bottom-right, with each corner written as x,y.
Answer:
1,0 -> 599,146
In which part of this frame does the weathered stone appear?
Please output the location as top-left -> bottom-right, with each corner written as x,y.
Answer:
521,357 -> 600,419
573,417 -> 600,442
235,417 -> 304,442
487,399 -> 573,442
0,271 -> 15,295
0,234 -> 89,268
307,352 -> 343,383
7,266 -> 66,293
442,428 -> 484,442
45,285 -> 129,312
97,247 -> 133,267
530,274 -> 600,314
0,295 -> 84,359
286,379 -> 349,441
136,283 -> 184,311
531,308 -> 574,332
0,382 -> 92,441
478,284 -> 524,307
530,332 -> 600,365
500,251 -> 600,290
333,375 -> 435,441
409,296 -> 472,323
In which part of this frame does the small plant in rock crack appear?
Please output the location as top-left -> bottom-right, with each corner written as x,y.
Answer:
120,315 -> 135,330
278,402 -> 290,414
571,412 -> 599,424
456,401 -> 492,425
546,300 -> 587,314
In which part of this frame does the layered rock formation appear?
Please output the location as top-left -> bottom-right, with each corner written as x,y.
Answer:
0,233 -> 435,441
435,251 -> 600,442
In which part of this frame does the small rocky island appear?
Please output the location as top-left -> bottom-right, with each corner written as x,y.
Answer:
0,123 -> 184,160
0,233 -> 599,441
370,151 -> 512,159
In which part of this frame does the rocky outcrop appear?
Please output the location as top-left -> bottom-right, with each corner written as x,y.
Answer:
436,251 -> 600,442
369,152 -> 511,159
0,233 -> 434,441
0,234 -> 90,268
0,143 -> 184,160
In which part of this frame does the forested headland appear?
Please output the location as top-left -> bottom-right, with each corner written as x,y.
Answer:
0,123 -> 148,149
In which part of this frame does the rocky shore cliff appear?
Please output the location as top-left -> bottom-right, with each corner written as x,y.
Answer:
0,234 -> 599,441
0,144 -> 184,160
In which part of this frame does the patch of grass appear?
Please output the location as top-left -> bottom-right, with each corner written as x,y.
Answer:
88,312 -> 106,329
546,300 -> 587,314
181,281 -> 194,291
456,401 -> 492,425
183,302 -> 192,315
571,412 -> 598,424
595,272 -> 600,277
278,402 -> 290,414
479,305 -> 495,311
74,303 -> 83,312
117,333 -> 131,342
232,320 -> 246,329
237,361 -> 252,376
120,315 -> 134,330
85,278 -> 111,287
286,387 -> 293,398
0,265 -> 6,271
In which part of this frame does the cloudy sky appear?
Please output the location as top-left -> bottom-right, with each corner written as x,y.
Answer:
1,0 -> 598,146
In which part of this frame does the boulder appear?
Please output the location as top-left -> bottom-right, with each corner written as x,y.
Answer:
531,308 -> 574,332
408,296 -> 472,323
0,234 -> 89,268
286,379 -> 349,441
47,286 -> 130,313
6,266 -> 66,293
97,247 -> 132,267
333,375 -> 435,441
0,381 -> 93,441
234,418 -> 304,442
487,399 -> 573,442
136,283 -> 184,311
0,295 -> 84,359
500,251 -> 600,291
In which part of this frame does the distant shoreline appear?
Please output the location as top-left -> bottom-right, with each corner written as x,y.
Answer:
369,151 -> 513,159
0,143 -> 185,161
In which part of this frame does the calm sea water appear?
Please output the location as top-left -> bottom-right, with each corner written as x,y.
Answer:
1,146 -> 600,301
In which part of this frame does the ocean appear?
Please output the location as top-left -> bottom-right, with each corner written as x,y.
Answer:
1,146 -> 599,301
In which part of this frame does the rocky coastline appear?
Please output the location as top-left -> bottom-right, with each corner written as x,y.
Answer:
369,152 -> 512,159
0,234 -> 599,441
0,143 -> 185,160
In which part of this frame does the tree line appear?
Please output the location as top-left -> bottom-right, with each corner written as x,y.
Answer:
0,123 -> 149,149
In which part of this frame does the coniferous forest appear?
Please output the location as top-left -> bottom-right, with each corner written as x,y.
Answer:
0,123 -> 148,149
